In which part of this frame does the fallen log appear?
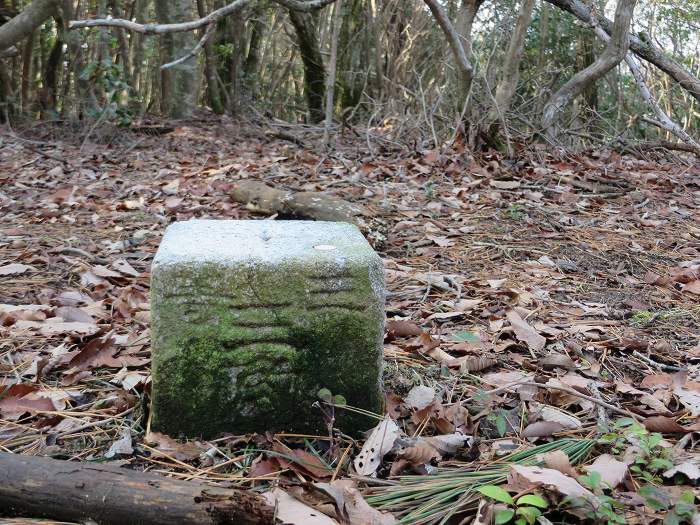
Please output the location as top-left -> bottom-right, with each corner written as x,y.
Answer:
0,452 -> 274,525
231,180 -> 367,225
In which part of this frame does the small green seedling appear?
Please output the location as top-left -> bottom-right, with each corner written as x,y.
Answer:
600,419 -> 673,483
639,486 -> 697,525
317,388 -> 347,406
477,485 -> 548,525
569,471 -> 626,525
629,310 -> 654,327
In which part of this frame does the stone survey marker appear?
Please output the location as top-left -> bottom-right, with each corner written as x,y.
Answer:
151,220 -> 385,437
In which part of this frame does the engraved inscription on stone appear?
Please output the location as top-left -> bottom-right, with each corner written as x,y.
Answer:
150,220 -> 385,438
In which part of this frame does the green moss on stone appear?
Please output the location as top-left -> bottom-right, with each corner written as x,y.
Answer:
151,256 -> 384,438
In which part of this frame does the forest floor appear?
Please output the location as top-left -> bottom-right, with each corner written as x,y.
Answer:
1,117 -> 699,525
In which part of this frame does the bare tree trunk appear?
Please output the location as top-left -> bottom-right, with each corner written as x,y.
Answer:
41,14 -> 64,116
423,0 -> 473,112
108,0 -> 133,87
576,28 -> 598,118
242,5 -> 265,100
542,0 -> 637,136
0,54 -> 12,120
154,0 -> 198,118
289,8 -> 325,123
323,0 -> 342,145
19,28 -> 34,111
486,0 -> 535,133
457,0 -> 483,62
130,0 -> 148,96
196,0 -> 224,114
0,0 -> 57,53
368,0 -> 382,99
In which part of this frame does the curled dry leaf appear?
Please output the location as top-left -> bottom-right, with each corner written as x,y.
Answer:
395,441 -> 441,465
409,332 -> 441,353
0,263 -> 34,275
12,319 -> 99,337
353,419 -> 400,476
423,433 -> 472,455
673,385 -> 700,417
54,306 -> 94,324
461,356 -> 498,373
664,460 -> 700,481
639,393 -> 672,415
315,480 -> 397,525
490,179 -> 521,190
426,346 -> 461,367
384,392 -> 403,419
532,405 -> 582,430
104,427 -> 134,459
385,320 -> 423,339
145,431 -> 204,461
272,442 -> 333,480
541,450 -> 578,477
521,421 -> 565,438
481,370 -> 537,400
640,374 -> 675,389
643,415 -> 689,434
538,353 -> 576,371
111,258 -> 140,277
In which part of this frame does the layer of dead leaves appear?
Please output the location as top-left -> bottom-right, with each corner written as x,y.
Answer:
1,120 -> 699,524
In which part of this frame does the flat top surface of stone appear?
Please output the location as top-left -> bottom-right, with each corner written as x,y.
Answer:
154,219 -> 375,266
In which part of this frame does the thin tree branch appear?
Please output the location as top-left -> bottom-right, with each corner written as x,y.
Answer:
69,0 -> 251,33
0,45 -> 18,57
475,380 -> 642,421
69,0 -> 338,33
161,21 -> 216,69
422,0 -> 473,100
587,20 -> 700,155
273,0 -> 338,11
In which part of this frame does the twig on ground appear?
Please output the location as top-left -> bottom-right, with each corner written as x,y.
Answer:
475,380 -> 641,421
631,350 -> 684,372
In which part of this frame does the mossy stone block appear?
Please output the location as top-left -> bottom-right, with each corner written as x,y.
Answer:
150,220 -> 385,438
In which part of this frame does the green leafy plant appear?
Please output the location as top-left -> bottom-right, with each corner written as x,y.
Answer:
317,387 -> 347,407
80,57 -> 132,126
566,470 -> 626,525
506,204 -> 526,221
639,487 -> 697,525
628,310 -> 654,327
424,181 -> 437,200
477,485 -> 549,525
486,411 -> 509,437
600,419 -> 673,483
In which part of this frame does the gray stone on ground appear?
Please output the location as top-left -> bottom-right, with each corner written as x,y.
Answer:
150,219 -> 385,438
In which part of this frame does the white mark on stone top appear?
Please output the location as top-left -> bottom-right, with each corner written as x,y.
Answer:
153,219 -> 376,267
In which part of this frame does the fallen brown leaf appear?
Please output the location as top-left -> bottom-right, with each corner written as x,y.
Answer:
643,415 -> 688,434
506,310 -> 546,352
385,320 -> 423,339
